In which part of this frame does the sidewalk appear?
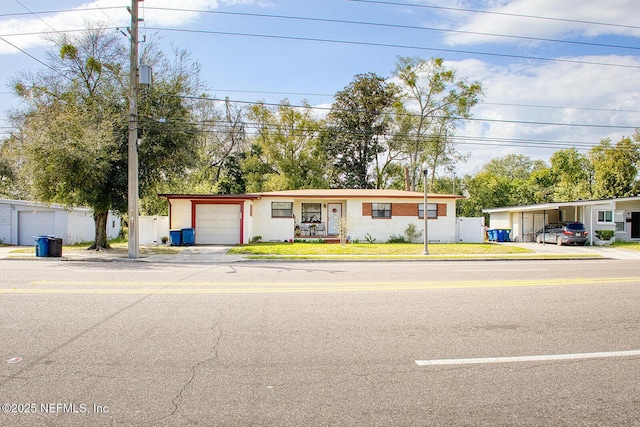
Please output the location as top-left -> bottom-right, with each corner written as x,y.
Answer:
0,245 -> 245,264
1,243 -> 639,263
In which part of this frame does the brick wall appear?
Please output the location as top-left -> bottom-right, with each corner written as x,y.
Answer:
392,203 -> 419,216
362,202 -> 447,217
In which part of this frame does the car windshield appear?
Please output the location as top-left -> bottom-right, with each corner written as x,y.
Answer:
566,223 -> 585,230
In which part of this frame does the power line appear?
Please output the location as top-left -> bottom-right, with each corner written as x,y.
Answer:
7,6 -> 638,52
146,26 -> 640,70
347,0 -> 640,31
176,94 -> 639,131
143,7 -> 640,52
0,37 -> 71,81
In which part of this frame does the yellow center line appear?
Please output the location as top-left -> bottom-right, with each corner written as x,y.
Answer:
0,277 -> 635,294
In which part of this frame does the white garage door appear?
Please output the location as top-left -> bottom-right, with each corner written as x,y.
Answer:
18,211 -> 55,245
195,204 -> 241,244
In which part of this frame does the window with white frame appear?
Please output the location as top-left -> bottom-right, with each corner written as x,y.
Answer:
372,203 -> 391,218
271,202 -> 293,218
615,210 -> 626,232
418,203 -> 438,219
598,209 -> 626,232
597,210 -> 613,223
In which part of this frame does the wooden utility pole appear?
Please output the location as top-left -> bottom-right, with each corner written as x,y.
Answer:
127,0 -> 142,259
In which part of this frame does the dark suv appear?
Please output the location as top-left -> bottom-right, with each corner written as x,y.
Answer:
535,222 -> 588,246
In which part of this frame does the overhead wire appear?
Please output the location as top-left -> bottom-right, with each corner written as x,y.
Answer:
145,26 -> 640,70
347,0 -> 640,31
0,3 -> 638,152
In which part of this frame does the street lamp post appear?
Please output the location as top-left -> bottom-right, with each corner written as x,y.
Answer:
423,167 -> 429,255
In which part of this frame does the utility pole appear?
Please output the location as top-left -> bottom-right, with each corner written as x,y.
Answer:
127,0 -> 142,259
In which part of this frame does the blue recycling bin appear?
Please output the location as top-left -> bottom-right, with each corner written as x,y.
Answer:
504,229 -> 511,242
169,229 -> 182,246
181,228 -> 195,246
496,229 -> 505,242
487,229 -> 496,241
34,235 -> 49,257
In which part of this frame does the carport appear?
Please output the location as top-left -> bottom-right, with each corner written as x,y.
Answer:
483,197 -> 640,244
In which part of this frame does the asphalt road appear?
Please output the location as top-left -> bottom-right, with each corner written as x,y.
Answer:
1,259 -> 639,426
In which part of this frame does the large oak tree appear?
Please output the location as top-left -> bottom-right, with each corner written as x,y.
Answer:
12,27 -> 200,249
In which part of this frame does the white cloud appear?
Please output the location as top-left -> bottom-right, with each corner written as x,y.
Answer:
442,0 -> 640,46
0,0 -> 265,55
448,56 -> 640,174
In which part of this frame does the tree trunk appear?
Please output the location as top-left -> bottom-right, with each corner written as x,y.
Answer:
88,210 -> 111,250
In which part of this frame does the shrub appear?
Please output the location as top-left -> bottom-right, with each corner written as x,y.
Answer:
387,234 -> 408,243
365,233 -> 376,243
250,235 -> 262,243
595,229 -> 615,240
404,224 -> 421,243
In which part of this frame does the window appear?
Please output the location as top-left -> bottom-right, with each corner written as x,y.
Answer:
271,202 -> 293,218
418,203 -> 438,219
372,203 -> 391,218
301,203 -> 322,223
615,210 -> 626,232
597,210 -> 613,223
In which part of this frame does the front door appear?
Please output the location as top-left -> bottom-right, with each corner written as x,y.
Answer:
327,203 -> 342,236
632,212 -> 640,239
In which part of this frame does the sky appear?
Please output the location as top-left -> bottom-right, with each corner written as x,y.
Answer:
1,0 -> 639,177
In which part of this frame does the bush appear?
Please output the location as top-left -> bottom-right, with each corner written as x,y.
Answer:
404,224 -> 421,243
387,234 -> 408,243
595,229 -> 615,240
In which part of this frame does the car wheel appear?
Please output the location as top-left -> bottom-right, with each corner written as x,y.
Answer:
556,238 -> 563,246
536,235 -> 543,244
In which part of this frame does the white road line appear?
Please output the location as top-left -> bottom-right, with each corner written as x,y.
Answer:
415,350 -> 640,366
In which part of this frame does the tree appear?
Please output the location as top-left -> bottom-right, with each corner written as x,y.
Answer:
458,154 -> 546,217
12,27 -> 201,249
392,57 -> 483,191
589,134 -> 640,199
245,99 -> 328,191
548,148 -> 592,201
323,73 -> 400,189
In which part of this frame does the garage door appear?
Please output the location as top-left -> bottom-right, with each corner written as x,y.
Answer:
18,211 -> 55,245
195,204 -> 241,244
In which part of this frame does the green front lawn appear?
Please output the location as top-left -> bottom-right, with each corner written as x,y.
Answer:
228,242 -> 533,256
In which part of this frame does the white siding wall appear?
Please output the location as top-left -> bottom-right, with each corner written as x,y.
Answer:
243,201 -> 253,244
347,199 -> 457,243
170,199 -> 192,229
0,205 -> 12,244
65,210 -> 94,244
488,212 -> 510,230
252,198 -> 295,242
0,199 -> 120,245
249,197 -> 459,243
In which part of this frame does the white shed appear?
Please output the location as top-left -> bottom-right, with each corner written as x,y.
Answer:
0,198 -> 121,245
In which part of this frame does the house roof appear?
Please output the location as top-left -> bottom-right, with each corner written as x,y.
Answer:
482,196 -> 640,214
255,189 -> 462,199
160,189 -> 463,200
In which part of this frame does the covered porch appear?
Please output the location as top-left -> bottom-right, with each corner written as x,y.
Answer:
293,200 -> 346,238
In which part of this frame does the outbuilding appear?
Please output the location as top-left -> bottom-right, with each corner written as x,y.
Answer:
483,196 -> 640,244
0,198 -> 121,245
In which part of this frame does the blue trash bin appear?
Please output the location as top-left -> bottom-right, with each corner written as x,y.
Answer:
496,229 -> 505,242
181,228 -> 195,246
34,235 -> 49,257
488,230 -> 496,241
169,229 -> 182,246
504,230 -> 511,242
